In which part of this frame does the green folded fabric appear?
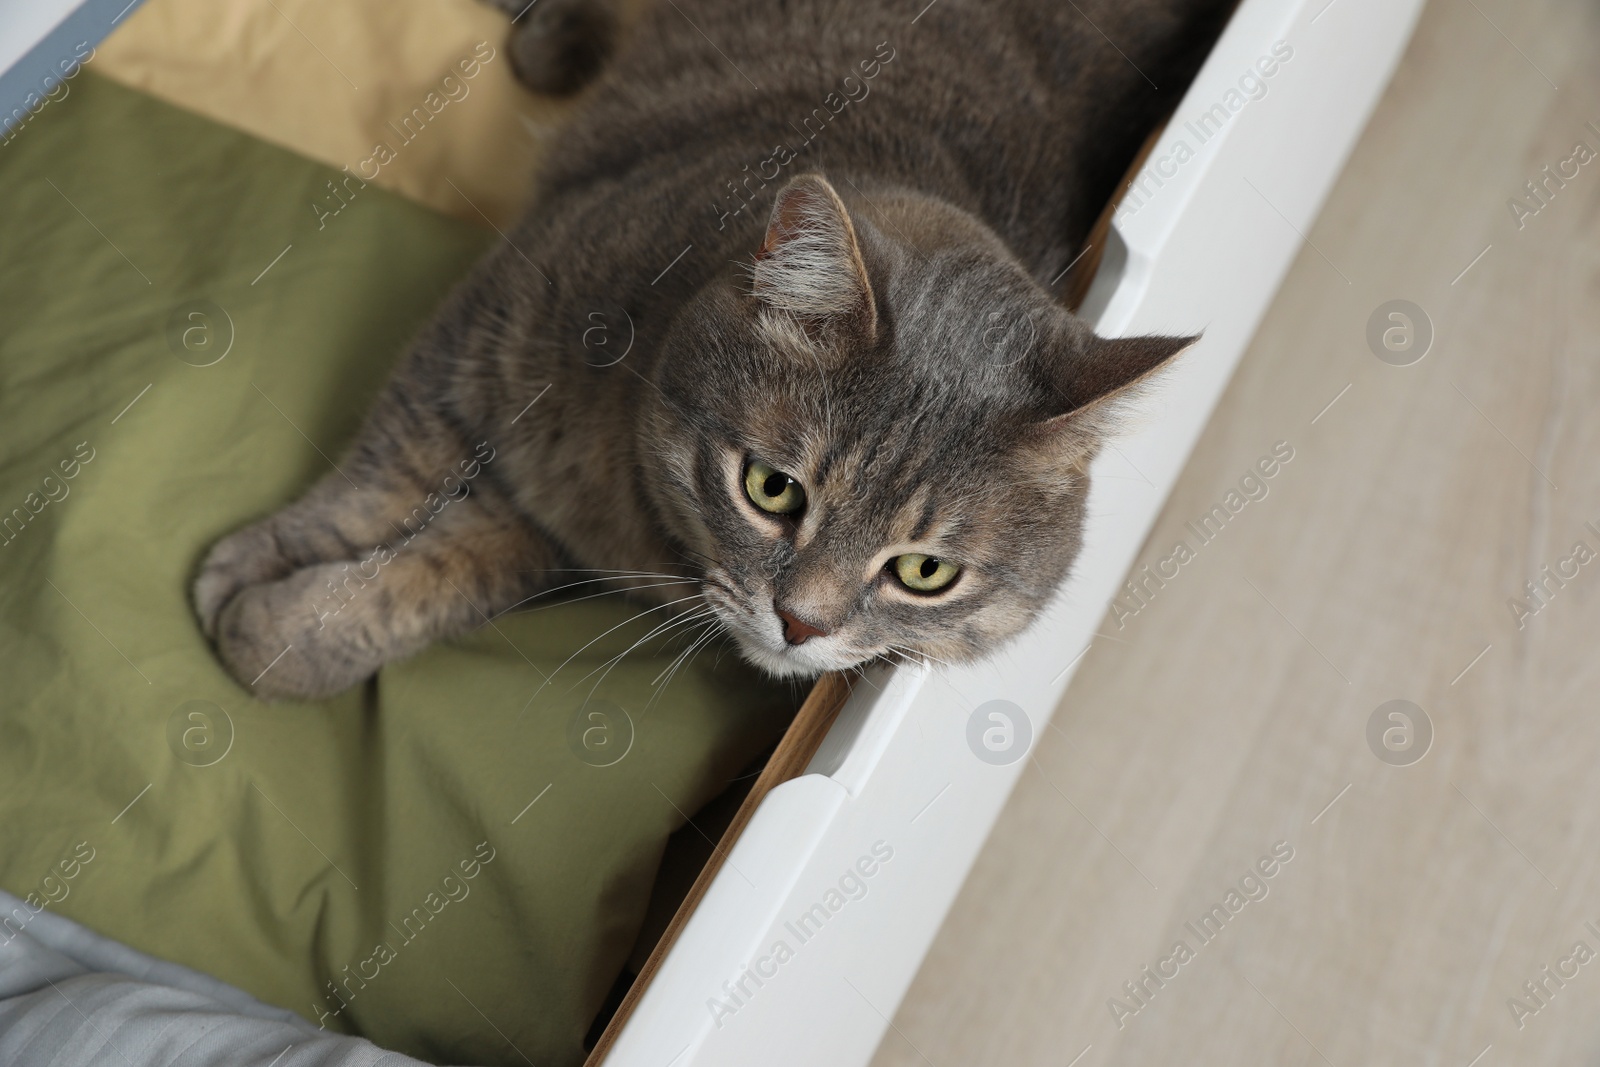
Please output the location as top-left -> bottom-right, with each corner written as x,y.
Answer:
0,72 -> 794,1067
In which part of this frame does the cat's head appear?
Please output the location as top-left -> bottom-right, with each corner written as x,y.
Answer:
643,173 -> 1191,678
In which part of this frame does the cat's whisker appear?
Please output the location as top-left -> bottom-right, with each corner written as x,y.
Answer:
645,629 -> 719,712
883,643 -> 940,675
572,605 -> 720,699
572,607 -> 717,691
496,577 -> 700,619
644,617 -> 725,704
640,639 -> 708,716
510,568 -> 700,595
647,618 -> 720,690
846,662 -> 885,692
521,592 -> 708,705
888,643 -> 953,671
520,567 -> 699,578
500,566 -> 701,606
498,576 -> 669,610
540,567 -> 696,575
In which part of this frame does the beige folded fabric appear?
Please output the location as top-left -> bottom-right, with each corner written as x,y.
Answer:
95,0 -> 568,228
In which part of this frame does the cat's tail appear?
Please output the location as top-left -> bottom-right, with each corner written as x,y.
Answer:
487,0 -> 621,96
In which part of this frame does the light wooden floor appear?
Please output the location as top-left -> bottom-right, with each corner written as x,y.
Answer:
872,1 -> 1600,1064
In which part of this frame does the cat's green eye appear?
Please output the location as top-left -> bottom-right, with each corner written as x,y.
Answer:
893,553 -> 961,594
744,460 -> 806,516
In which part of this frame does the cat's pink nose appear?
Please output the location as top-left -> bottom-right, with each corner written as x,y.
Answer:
775,604 -> 828,645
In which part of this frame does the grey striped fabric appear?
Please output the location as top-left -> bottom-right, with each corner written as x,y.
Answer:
0,890 -> 451,1067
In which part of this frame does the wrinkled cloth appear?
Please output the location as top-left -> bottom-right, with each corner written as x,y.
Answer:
0,72 -> 793,1067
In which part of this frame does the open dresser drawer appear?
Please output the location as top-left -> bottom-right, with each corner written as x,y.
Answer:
590,0 -> 1427,1063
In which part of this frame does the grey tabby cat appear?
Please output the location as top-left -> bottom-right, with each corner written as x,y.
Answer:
195,0 -> 1231,700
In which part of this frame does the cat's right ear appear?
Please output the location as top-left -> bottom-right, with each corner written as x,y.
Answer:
751,174 -> 878,344
1026,330 -> 1198,459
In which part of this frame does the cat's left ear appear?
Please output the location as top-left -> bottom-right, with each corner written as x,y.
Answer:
1033,331 -> 1199,447
751,173 -> 877,343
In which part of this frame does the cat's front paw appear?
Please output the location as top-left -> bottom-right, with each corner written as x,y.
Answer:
193,521 -> 298,640
211,564 -> 382,701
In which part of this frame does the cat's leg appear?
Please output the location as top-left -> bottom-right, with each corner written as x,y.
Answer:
194,387 -> 562,699
193,470 -> 441,638
206,482 -> 560,701
484,0 -> 620,95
